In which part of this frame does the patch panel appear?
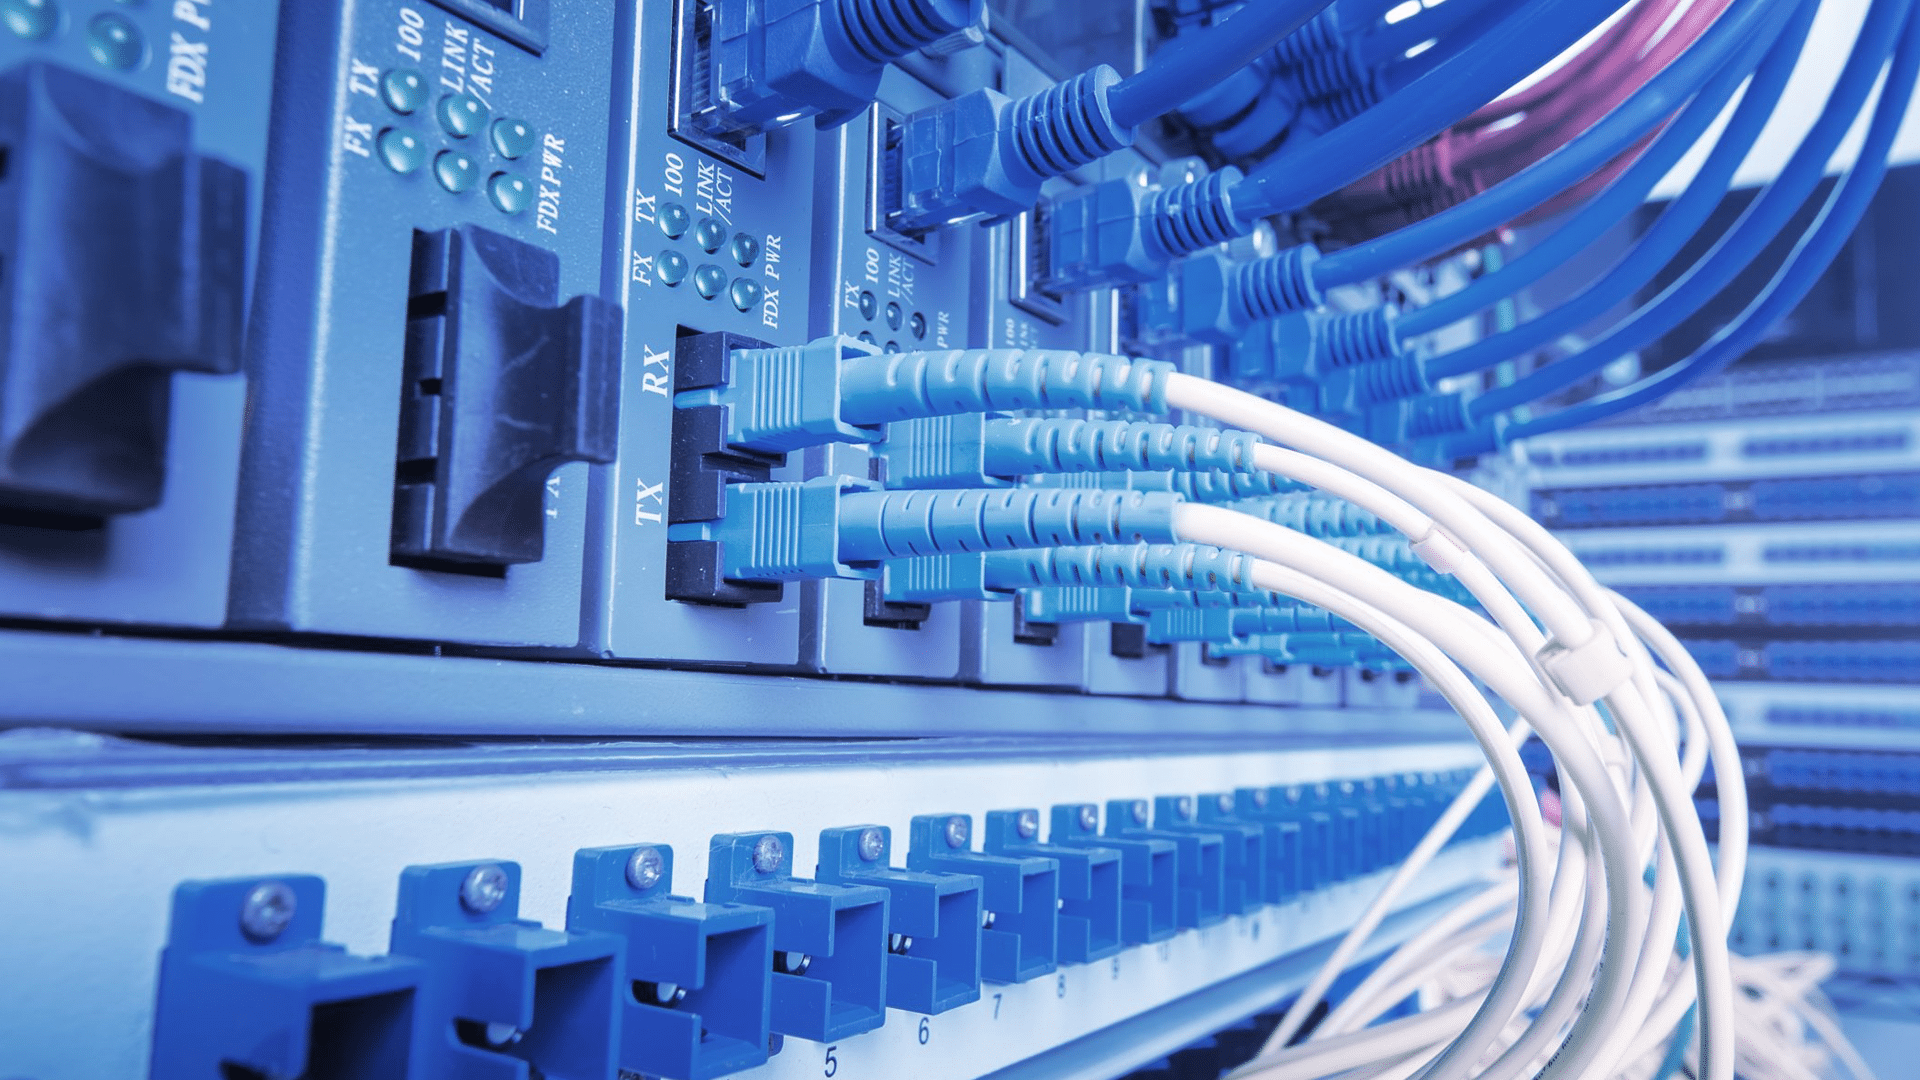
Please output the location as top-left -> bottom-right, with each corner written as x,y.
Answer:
1711,682 -> 1920,752
0,0 -> 278,628
1589,352 -> 1920,427
1698,746 -> 1920,860
1522,409 -> 1920,488
1610,582 -> 1920,629
1532,471 -> 1920,529
1,737 -> 1501,1080
1561,521 -> 1920,586
1676,638 -> 1920,684
1730,847 -> 1920,979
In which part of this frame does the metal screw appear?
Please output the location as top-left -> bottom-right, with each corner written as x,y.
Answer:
775,950 -> 812,976
1252,789 -> 1270,809
1176,796 -> 1193,819
981,910 -> 996,929
627,846 -> 665,891
1077,804 -> 1099,831
1216,793 -> 1234,814
239,881 -> 297,942
753,835 -> 785,873
460,864 -> 510,914
637,980 -> 687,1006
1130,800 -> 1148,825
857,828 -> 885,862
943,815 -> 970,849
1016,809 -> 1039,839
888,933 -> 914,955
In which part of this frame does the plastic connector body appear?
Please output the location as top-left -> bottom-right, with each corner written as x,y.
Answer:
677,336 -> 1176,457
1177,246 -> 1325,345
705,832 -> 890,1042
907,814 -> 1059,984
983,809 -> 1124,964
681,481 -> 1182,583
1051,803 -> 1179,944
565,844 -> 774,1080
1144,605 -> 1358,647
706,0 -> 981,133
389,861 -> 621,1079
1155,796 -> 1266,917
151,876 -> 424,1080
817,825 -> 984,1015
882,414 -> 1259,488
1249,787 -> 1339,893
1105,798 -> 1225,929
1039,166 -> 1247,292
891,67 -> 1132,233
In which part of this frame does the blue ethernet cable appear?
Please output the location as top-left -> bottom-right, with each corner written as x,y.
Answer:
1106,0 -> 1336,129
1495,1 -> 1920,445
1292,0 -> 1534,130
1417,0 -> 1828,382
1452,0 -> 1915,429
1226,0 -> 1634,222
1394,0 -> 1816,340
1305,0 -> 1780,286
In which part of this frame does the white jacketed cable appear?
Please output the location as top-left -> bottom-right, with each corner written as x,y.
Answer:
1315,878 -> 1521,1037
1208,545 -> 1642,1080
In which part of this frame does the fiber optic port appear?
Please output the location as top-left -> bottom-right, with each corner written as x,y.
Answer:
670,0 -> 769,175
1106,797 -> 1226,929
818,825 -> 985,1014
426,0 -> 550,54
706,832 -> 891,1042
151,876 -> 422,1080
568,844 -> 775,1080
908,813 -> 1058,984
866,103 -> 940,262
985,809 -> 1123,963
1051,803 -> 1178,944
665,329 -> 787,605
1007,204 -> 1068,325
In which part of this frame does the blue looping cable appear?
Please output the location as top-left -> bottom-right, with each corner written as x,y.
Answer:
1107,0 -> 1336,129
1505,0 -> 1920,440
1229,0 -> 1633,223
1396,0 -> 1817,340
1466,0 -> 1916,421
1311,0 -> 1778,286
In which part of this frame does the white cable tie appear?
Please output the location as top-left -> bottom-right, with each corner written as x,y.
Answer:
1410,526 -> 1466,575
1536,618 -> 1634,706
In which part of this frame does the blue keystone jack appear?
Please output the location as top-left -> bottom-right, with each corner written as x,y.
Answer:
817,824 -> 985,1014
566,844 -> 774,1080
389,860 -> 622,1080
706,831 -> 890,1042
151,875 -> 424,1080
984,809 -> 1123,963
1161,795 -> 1267,917
907,813 -> 1058,984
1050,803 -> 1178,944
1107,797 -> 1226,929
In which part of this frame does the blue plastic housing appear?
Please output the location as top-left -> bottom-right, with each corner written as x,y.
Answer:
907,813 -> 1059,984
817,824 -> 986,1014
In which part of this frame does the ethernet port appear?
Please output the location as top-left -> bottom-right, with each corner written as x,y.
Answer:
670,0 -> 769,174
866,103 -> 940,261
1007,203 -> 1068,325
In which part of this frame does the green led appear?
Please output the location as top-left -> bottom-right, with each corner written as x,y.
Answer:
909,311 -> 927,340
490,118 -> 535,159
2,0 -> 57,40
884,301 -> 902,331
377,129 -> 427,175
857,330 -> 876,345
729,278 -> 762,312
488,172 -> 531,214
434,150 -> 480,193
656,250 -> 689,287
884,341 -> 901,353
657,203 -> 690,240
693,218 -> 726,253
382,69 -> 428,114
86,12 -> 142,69
858,291 -> 876,321
436,93 -> 488,138
728,234 -> 760,267
693,264 -> 727,300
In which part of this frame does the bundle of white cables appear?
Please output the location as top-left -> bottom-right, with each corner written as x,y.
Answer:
1117,373 -> 1869,1080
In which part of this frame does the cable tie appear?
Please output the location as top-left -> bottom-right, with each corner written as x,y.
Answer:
1536,619 -> 1633,706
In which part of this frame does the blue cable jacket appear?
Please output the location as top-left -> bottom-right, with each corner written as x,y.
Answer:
1107,0 -> 1335,129
1364,0 -> 1510,63
1229,0 -> 1631,221
1421,0 -> 1807,377
1312,0 -> 1774,286
1506,0 -> 1920,439
1469,0 -> 1915,419
1396,0 -> 1816,340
